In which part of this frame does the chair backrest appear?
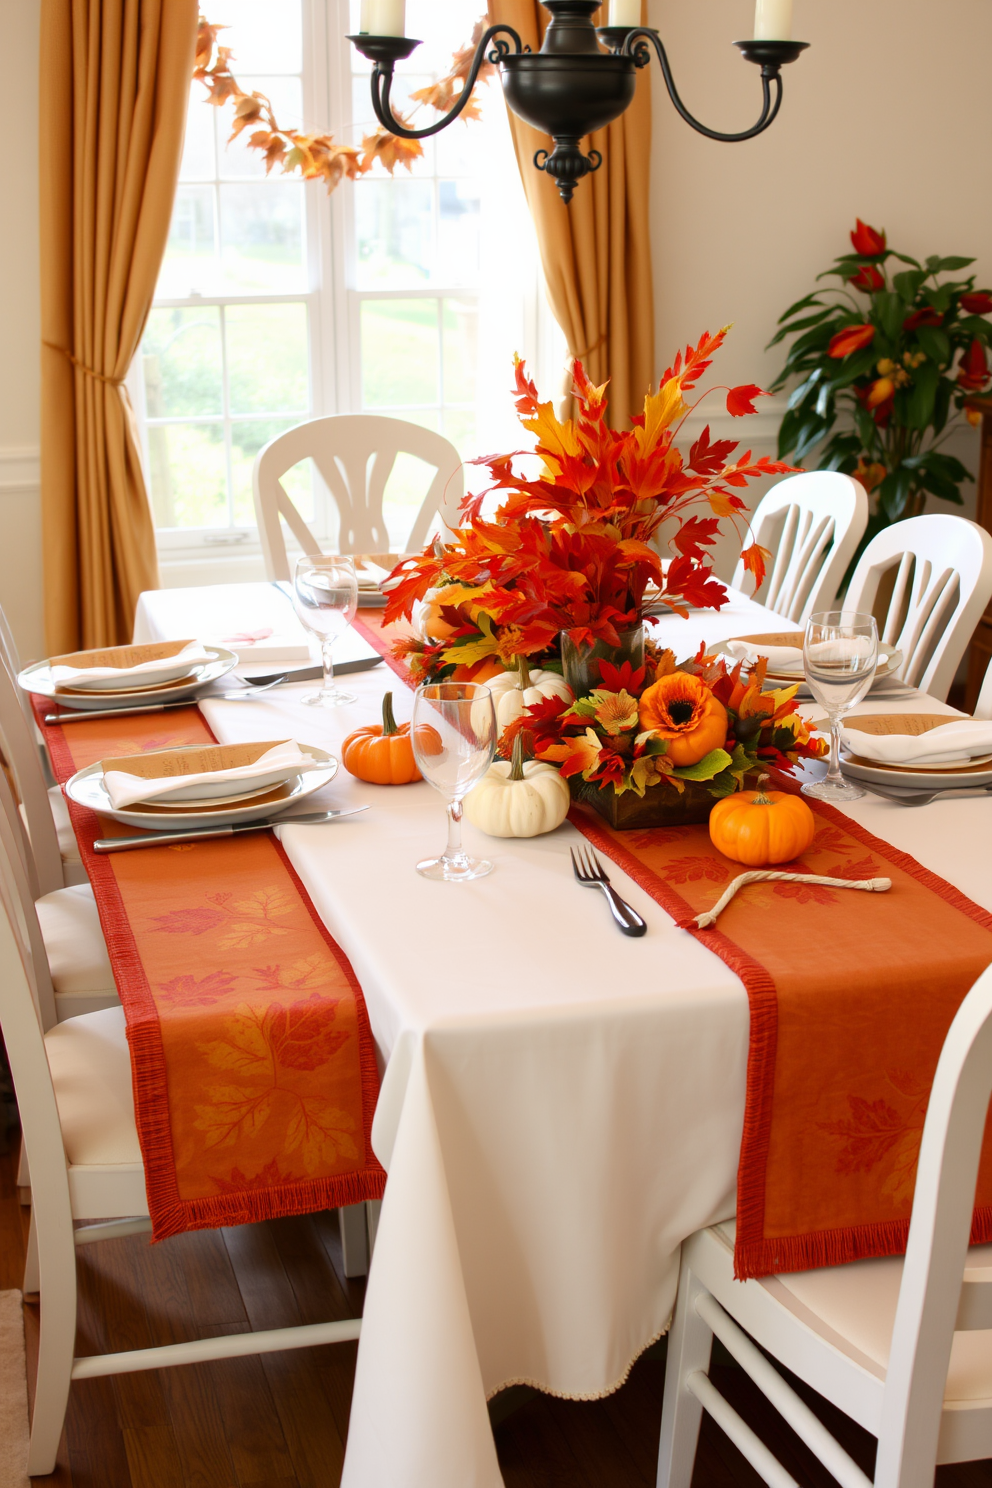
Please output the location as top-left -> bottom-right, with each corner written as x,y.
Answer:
0,599 -> 44,739
0,655 -> 64,895
252,415 -> 465,581
731,472 -> 869,624
972,654 -> 992,720
874,963 -> 992,1484
845,514 -> 992,702
0,763 -> 57,1030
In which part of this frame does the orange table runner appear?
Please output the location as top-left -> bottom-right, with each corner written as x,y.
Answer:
37,699 -> 385,1241
354,613 -> 992,1277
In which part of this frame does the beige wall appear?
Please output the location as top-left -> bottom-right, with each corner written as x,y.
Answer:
0,0 -> 43,660
647,0 -> 992,575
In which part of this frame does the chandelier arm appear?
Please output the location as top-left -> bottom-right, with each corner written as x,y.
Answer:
622,28 -> 784,143
369,26 -> 524,141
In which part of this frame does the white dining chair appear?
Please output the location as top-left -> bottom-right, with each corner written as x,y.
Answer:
0,652 -> 85,891
657,962 -> 992,1488
731,472 -> 869,623
0,836 -> 361,1476
843,514 -> 992,703
252,414 -> 465,581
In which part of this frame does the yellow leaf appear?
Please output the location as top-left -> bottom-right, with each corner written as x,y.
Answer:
231,886 -> 296,920
639,376 -> 688,446
284,1096 -> 359,1173
707,489 -> 737,518
218,922 -> 289,951
194,1088 -> 275,1149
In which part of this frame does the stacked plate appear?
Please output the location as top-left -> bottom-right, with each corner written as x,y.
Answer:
18,639 -> 238,711
840,714 -> 992,794
716,631 -> 903,694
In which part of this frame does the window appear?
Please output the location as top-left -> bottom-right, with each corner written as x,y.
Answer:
133,0 -> 562,575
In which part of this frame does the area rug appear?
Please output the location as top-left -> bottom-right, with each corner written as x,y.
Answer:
0,1291 -> 29,1488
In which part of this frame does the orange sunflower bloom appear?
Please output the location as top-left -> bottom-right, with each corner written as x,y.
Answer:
638,672 -> 729,767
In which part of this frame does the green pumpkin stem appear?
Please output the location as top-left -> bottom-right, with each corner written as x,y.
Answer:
517,654 -> 532,690
510,731 -> 527,782
381,691 -> 399,737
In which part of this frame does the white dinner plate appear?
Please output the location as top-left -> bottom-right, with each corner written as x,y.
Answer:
18,646 -> 239,710
711,639 -> 902,695
65,745 -> 338,829
839,751 -> 992,792
143,777 -> 295,808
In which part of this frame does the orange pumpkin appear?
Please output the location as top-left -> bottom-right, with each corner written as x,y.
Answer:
638,671 -> 728,766
708,777 -> 816,866
449,656 -> 505,684
341,693 -> 422,785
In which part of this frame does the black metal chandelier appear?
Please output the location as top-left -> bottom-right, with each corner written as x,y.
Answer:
349,1 -> 808,204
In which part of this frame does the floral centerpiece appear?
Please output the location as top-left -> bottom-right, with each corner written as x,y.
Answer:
383,329 -> 794,693
771,218 -> 992,552
500,647 -> 827,829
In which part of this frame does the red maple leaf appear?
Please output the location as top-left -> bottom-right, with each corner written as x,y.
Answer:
157,971 -> 238,1005
663,856 -> 731,886
150,906 -> 226,936
268,994 -> 350,1071
740,542 -> 772,592
726,384 -> 766,417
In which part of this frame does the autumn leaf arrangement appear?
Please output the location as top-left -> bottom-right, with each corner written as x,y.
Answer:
496,648 -> 825,803
384,329 -> 794,686
771,217 -> 992,551
194,13 -> 492,190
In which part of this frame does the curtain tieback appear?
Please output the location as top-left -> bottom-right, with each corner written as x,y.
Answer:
43,341 -> 125,386
571,332 -> 607,363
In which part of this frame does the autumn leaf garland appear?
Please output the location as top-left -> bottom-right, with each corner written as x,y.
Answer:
194,13 -> 493,192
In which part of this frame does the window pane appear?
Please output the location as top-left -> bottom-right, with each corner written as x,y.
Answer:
351,76 -> 434,178
230,420 -> 312,527
218,0 -> 301,73
226,303 -> 309,415
442,299 -> 478,406
441,409 -> 475,458
179,92 -> 215,179
142,307 -> 223,419
218,77 -> 303,180
361,300 -> 438,407
219,182 -> 306,293
159,186 -> 216,297
437,181 -> 481,285
147,424 -> 227,529
355,180 -> 434,289
381,451 -> 443,552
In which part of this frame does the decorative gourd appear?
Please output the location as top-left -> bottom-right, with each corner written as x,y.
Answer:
708,776 -> 816,866
464,734 -> 571,838
341,693 -> 421,785
450,656 -> 506,685
417,583 -> 487,642
486,657 -> 573,730
638,671 -> 728,766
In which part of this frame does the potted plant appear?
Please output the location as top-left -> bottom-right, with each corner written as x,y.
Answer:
770,218 -> 992,552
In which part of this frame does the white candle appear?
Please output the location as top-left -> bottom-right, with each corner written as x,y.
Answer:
609,0 -> 641,25
368,0 -> 405,35
754,0 -> 792,39
359,0 -> 372,32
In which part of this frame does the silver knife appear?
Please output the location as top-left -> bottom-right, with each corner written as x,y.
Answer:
93,805 -> 369,852
245,655 -> 385,687
46,699 -> 199,724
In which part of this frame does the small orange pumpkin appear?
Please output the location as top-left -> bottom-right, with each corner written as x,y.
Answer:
708,776 -> 816,866
341,693 -> 422,785
449,656 -> 505,684
638,671 -> 728,766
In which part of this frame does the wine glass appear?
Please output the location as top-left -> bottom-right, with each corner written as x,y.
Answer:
292,555 -> 359,706
411,682 -> 496,881
801,610 -> 879,803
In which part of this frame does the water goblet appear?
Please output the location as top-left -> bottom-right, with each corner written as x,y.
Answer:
411,682 -> 496,881
801,610 -> 879,803
293,554 -> 359,706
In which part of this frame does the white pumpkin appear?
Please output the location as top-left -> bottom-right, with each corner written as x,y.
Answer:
486,660 -> 573,730
465,735 -> 571,838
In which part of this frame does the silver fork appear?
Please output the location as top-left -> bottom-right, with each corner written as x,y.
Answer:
860,780 -> 992,808
570,845 -> 647,937
221,674 -> 289,701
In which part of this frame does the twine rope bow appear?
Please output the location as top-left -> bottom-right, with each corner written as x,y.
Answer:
685,871 -> 893,930
43,341 -> 126,387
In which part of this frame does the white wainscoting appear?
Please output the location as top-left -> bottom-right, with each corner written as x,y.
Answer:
0,446 -> 44,663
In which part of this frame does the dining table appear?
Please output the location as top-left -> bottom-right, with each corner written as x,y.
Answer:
125,578 -> 985,1488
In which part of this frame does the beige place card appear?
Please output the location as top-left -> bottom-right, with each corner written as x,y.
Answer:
101,739 -> 293,780
843,713 -> 960,738
731,632 -> 806,648
50,639 -> 196,670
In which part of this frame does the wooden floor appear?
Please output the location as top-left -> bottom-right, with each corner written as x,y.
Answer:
0,1131 -> 988,1488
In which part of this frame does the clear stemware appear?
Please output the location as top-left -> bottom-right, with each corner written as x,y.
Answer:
801,609 -> 879,803
292,554 -> 359,707
411,682 -> 496,881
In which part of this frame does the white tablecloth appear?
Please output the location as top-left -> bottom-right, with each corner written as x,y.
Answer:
133,583 -> 983,1487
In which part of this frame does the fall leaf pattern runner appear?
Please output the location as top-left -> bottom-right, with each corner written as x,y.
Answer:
354,612 -> 992,1277
38,700 -> 384,1240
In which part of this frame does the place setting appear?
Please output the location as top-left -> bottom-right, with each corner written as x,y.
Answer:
19,637 -> 239,721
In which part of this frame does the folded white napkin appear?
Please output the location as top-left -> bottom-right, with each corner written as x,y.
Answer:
356,559 -> 391,588
726,639 -> 804,674
103,741 -> 319,810
52,641 -> 212,689
840,719 -> 992,767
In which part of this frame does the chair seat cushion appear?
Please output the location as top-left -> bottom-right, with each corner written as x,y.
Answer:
45,1006 -> 141,1166
47,784 -> 81,863
715,1221 -> 992,1405
36,884 -> 114,995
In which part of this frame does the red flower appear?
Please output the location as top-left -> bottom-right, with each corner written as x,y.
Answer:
904,308 -> 943,332
850,219 -> 886,256
850,264 -> 884,293
961,292 -> 992,315
958,339 -> 990,392
827,324 -> 876,359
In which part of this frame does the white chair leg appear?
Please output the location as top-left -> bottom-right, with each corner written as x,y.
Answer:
26,1207 -> 77,1475
338,1203 -> 369,1278
657,1264 -> 715,1488
366,1198 -> 382,1258
23,1205 -> 39,1295
17,1133 -> 29,1191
